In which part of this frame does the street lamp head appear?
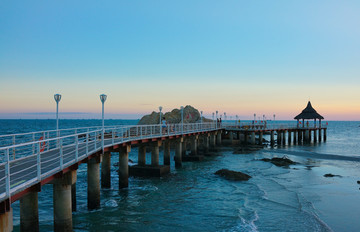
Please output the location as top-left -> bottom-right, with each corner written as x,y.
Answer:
54,94 -> 61,103
180,106 -> 184,110
100,94 -> 107,103
200,111 -> 203,114
159,106 -> 163,112
216,110 -> 218,114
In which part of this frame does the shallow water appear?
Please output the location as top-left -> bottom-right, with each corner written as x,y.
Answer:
1,120 -> 360,232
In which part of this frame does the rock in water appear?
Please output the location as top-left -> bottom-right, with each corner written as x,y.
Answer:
324,173 -> 341,178
215,169 -> 252,181
260,157 -> 297,167
138,105 -> 211,125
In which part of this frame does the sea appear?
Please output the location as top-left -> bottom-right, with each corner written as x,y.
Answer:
1,119 -> 359,232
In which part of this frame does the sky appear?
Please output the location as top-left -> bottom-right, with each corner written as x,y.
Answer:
1,0 -> 359,120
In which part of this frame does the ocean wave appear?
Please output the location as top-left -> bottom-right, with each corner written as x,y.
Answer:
266,149 -> 360,162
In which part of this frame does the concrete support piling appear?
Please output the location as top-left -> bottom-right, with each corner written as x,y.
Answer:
0,206 -> 12,232
190,136 -> 198,156
87,156 -> 101,210
119,145 -> 131,188
259,132 -> 263,145
101,152 -> 111,188
210,134 -> 216,148
20,191 -> 39,232
288,131 -> 292,145
164,140 -> 171,165
175,138 -> 183,167
229,132 -> 233,143
138,145 -> 146,166
304,130 -> 310,143
318,129 -> 322,142
151,141 -> 161,166
182,140 -> 187,156
277,131 -> 281,145
313,130 -> 317,143
324,129 -> 327,141
216,132 -> 222,145
71,183 -> 76,212
204,135 -> 210,153
251,132 -> 256,145
282,131 -> 286,145
53,170 -> 76,232
271,131 -> 275,146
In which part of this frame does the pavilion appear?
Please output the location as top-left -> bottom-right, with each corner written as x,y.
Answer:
294,101 -> 324,127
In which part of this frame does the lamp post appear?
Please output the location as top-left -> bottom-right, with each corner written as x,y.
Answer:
224,112 -> 227,121
159,106 -> 163,136
181,106 -> 184,134
200,111 -> 203,124
216,111 -> 218,129
273,114 -> 276,121
54,94 -> 61,146
254,113 -> 256,122
212,112 -> 214,121
100,94 -> 107,151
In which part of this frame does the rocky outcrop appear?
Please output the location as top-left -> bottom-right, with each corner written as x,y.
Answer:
260,157 -> 298,167
215,169 -> 252,181
324,173 -> 341,178
138,105 -> 212,125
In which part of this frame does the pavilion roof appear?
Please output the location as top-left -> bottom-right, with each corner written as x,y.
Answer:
294,101 -> 324,120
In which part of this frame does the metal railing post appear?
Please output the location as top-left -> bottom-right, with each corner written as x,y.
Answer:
112,129 -> 115,144
75,135 -> 79,162
32,133 -> 35,155
95,131 -> 97,150
86,131 -> 89,155
60,139 -> 63,169
12,135 -> 15,160
5,149 -> 10,198
47,132 -> 50,151
37,142 -> 41,180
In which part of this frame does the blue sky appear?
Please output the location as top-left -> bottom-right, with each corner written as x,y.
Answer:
1,1 -> 359,120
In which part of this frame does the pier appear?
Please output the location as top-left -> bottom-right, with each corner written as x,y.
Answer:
0,102 -> 327,232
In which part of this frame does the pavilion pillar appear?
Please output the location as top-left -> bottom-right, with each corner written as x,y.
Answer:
277,131 -> 281,145
313,129 -> 317,143
282,131 -> 286,145
293,130 -> 297,144
324,129 -> 327,141
304,130 -> 310,143
318,128 -> 322,142
270,131 -> 275,146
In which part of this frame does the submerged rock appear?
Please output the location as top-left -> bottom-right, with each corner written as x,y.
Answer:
215,169 -> 251,181
357,180 -> 360,184
324,173 -> 342,178
260,156 -> 298,167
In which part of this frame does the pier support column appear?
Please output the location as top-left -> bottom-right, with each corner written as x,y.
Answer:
20,191 -> 39,232
293,131 -> 297,144
101,152 -> 111,188
229,132 -> 233,143
282,131 -> 286,145
138,145 -> 146,166
87,156 -> 101,210
175,138 -> 183,167
210,134 -> 216,148
304,130 -> 310,143
216,132 -> 222,145
258,132 -> 263,145
298,130 -> 302,144
204,134 -> 210,153
309,130 -> 312,142
288,131 -> 292,145
276,131 -> 281,145
151,141 -> 161,166
182,139 -> 187,156
71,183 -> 76,212
318,129 -> 322,142
324,129 -> 327,141
164,140 -> 171,165
190,135 -> 198,156
251,132 -> 256,145
270,131 -> 275,146
313,130 -> 317,143
119,145 -> 131,189
0,203 -> 12,232
53,170 -> 76,232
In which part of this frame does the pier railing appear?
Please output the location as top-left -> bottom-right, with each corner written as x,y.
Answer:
221,122 -> 327,131
0,122 -> 217,201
